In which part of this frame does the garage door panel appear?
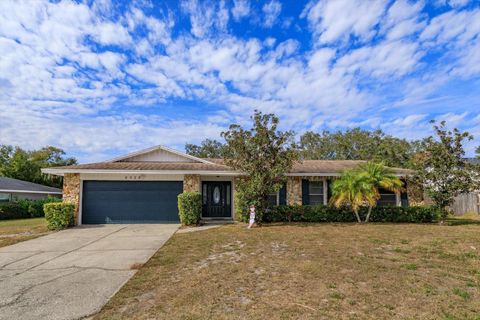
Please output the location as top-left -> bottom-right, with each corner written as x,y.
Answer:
82,181 -> 182,224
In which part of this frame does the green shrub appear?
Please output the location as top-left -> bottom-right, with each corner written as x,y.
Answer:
178,192 -> 202,226
44,202 -> 75,230
0,202 -> 30,220
17,198 -> 62,218
263,205 -> 439,223
0,197 -> 61,220
34,198 -> 62,217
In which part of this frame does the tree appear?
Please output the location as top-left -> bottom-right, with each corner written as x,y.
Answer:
476,146 -> 480,159
299,128 -> 415,168
185,139 -> 226,158
221,111 -> 298,223
2,147 -> 38,182
358,162 -> 404,223
412,121 -> 474,214
330,169 -> 377,223
0,145 -> 77,188
0,145 -> 13,169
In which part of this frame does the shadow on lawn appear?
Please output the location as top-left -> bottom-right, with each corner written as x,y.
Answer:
259,222 -> 425,228
444,217 -> 480,226
259,218 -> 480,227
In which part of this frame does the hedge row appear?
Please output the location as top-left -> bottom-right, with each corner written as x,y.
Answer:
0,198 -> 61,220
263,205 -> 440,223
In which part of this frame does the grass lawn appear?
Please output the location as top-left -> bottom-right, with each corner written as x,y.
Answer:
0,218 -> 49,248
96,221 -> 480,320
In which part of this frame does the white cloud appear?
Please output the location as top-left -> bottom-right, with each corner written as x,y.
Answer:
181,0 -> 229,38
126,63 -> 184,97
262,0 -> 282,28
448,0 -> 472,8
217,0 -> 229,31
336,40 -> 423,78
0,102 -> 226,162
472,114 -> 480,124
302,0 -> 387,44
271,39 -> 299,60
452,38 -> 480,77
1,0 -> 480,160
381,0 -> 426,40
420,8 -> 480,45
93,22 -> 132,46
385,0 -> 424,24
232,0 -> 250,21
435,112 -> 468,126
126,7 -> 173,46
386,18 -> 425,40
308,48 -> 336,70
264,37 -> 276,47
392,114 -> 427,126
419,7 -> 480,79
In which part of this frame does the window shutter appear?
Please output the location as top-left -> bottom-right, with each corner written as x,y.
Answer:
400,192 -> 408,207
401,180 -> 408,207
279,184 -> 287,205
326,179 -> 332,203
302,179 -> 310,205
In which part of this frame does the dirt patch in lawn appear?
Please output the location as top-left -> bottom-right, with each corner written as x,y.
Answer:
0,218 -> 49,248
96,222 -> 480,320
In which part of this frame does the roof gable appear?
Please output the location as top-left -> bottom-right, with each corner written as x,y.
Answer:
108,146 -> 215,164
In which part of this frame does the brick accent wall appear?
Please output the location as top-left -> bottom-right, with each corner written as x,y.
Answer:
183,174 -> 201,192
287,176 -> 302,205
405,180 -> 428,205
63,173 -> 80,225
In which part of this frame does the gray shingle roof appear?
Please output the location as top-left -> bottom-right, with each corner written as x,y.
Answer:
0,177 -> 62,194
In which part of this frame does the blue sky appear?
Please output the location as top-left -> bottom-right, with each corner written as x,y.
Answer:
0,0 -> 479,162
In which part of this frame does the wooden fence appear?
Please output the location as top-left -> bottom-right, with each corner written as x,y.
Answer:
451,192 -> 480,215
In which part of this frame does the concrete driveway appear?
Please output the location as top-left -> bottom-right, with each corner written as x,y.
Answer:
0,224 -> 179,320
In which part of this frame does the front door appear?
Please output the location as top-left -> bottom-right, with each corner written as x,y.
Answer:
202,182 -> 231,218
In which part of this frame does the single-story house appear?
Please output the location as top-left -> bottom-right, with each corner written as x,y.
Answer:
42,146 -> 411,225
0,177 -> 62,201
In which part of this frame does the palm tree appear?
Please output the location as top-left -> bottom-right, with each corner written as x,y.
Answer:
330,169 -> 377,223
358,162 -> 404,223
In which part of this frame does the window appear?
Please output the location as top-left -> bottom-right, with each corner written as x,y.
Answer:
377,189 -> 397,206
202,184 -> 207,205
213,186 -> 220,204
267,192 -> 278,206
309,181 -> 324,205
0,193 -> 11,202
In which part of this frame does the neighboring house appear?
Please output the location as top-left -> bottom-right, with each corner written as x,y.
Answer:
0,177 -> 62,201
42,146 -> 411,225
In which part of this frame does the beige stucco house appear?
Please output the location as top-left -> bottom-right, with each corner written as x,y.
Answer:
42,145 -> 410,225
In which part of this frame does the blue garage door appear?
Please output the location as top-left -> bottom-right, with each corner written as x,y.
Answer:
82,181 -> 183,224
